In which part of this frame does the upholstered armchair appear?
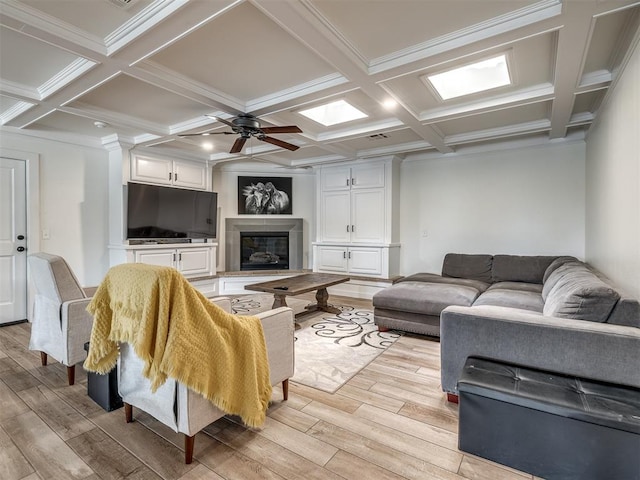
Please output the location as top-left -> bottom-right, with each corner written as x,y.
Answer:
28,252 -> 94,385
117,297 -> 295,463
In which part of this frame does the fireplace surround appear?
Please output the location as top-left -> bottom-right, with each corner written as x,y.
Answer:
225,218 -> 303,272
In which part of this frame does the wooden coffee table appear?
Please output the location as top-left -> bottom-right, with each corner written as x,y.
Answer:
244,273 -> 350,319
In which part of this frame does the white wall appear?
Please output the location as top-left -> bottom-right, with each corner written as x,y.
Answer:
399,141 -> 586,275
213,163 -> 316,271
585,39 -> 640,298
0,132 -> 110,286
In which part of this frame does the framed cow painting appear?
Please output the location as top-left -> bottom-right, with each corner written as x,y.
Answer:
237,176 -> 293,215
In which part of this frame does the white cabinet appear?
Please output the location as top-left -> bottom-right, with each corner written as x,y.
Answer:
125,244 -> 217,278
131,155 -> 207,190
314,245 -> 383,276
319,163 -> 387,243
314,158 -> 400,279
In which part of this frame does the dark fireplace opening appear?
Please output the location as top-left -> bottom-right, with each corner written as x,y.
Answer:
240,231 -> 289,271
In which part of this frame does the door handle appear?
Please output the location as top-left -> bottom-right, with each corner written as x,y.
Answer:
17,246 -> 26,252
17,235 -> 25,240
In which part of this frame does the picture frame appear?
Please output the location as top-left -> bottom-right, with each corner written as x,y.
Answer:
238,176 -> 293,215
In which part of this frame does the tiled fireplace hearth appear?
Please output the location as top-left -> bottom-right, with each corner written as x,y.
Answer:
225,218 -> 303,272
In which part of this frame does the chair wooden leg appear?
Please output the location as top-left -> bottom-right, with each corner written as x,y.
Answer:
124,403 -> 133,423
67,365 -> 75,385
184,435 -> 195,464
282,379 -> 289,401
40,352 -> 47,366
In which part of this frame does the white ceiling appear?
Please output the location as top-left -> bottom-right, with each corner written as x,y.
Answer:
1,0 -> 639,168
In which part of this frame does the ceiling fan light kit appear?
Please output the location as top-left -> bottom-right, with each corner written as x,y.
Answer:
179,113 -> 302,154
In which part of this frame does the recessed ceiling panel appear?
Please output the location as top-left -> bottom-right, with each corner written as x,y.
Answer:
583,7 -> 639,73
572,90 -> 606,116
148,2 -> 334,101
26,110 -> 146,137
310,0 -> 538,60
337,128 -> 422,151
436,101 -> 550,136
19,0 -> 154,38
0,27 -> 79,88
381,32 -> 555,115
69,74 -> 207,125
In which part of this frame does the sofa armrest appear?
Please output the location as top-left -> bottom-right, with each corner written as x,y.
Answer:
61,298 -> 94,365
440,305 -> 640,395
210,296 -> 232,313
256,307 -> 295,385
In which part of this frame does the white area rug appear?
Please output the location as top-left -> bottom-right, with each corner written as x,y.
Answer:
231,294 -> 401,393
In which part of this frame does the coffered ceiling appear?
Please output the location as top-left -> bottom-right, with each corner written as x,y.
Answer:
1,0 -> 639,168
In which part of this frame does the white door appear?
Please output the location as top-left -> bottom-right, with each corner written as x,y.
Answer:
0,158 -> 28,324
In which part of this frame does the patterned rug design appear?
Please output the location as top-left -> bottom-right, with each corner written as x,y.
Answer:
231,294 -> 401,393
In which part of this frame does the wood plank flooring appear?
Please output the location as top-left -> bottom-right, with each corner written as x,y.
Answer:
0,294 -> 539,480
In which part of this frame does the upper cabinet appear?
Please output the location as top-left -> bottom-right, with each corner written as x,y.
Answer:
314,158 -> 401,279
131,155 -> 208,190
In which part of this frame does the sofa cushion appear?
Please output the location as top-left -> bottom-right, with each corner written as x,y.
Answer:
542,261 -> 589,301
542,256 -> 579,283
473,289 -> 544,313
373,281 -> 480,316
491,255 -> 557,284
397,272 -> 490,292
543,271 -> 620,323
488,282 -> 543,294
442,253 -> 493,284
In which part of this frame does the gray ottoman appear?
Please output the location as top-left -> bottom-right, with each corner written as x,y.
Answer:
373,281 -> 480,336
458,357 -> 640,480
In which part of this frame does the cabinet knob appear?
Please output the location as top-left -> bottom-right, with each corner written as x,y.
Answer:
343,251 -> 346,259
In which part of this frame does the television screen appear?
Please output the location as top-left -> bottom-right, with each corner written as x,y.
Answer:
126,182 -> 217,239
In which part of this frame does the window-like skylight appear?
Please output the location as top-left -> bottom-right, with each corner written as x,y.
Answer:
424,54 -> 511,100
299,100 -> 367,126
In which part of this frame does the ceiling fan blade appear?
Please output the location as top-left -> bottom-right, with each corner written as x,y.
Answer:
259,125 -> 302,134
178,131 -> 234,137
230,137 -> 247,153
206,115 -> 236,129
258,136 -> 300,151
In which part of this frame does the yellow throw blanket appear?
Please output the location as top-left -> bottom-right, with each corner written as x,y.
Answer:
84,263 -> 272,428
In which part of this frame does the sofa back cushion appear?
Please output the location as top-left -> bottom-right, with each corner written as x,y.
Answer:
442,254 -> 493,283
491,255 -> 557,284
542,256 -> 579,283
543,267 -> 620,322
542,261 -> 588,301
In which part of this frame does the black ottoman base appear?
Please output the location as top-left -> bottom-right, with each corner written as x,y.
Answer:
458,358 -> 640,480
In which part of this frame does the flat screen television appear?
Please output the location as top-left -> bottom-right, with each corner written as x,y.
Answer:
126,182 -> 217,240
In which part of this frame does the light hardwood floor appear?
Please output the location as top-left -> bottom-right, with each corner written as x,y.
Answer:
0,294 -> 539,480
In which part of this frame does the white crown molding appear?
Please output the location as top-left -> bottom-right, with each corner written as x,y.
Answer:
419,83 -> 555,124
314,118 -> 405,142
104,0 -> 190,55
38,58 -> 98,99
357,140 -> 432,159
0,100 -> 36,125
136,60 -> 246,112
0,124 -> 105,150
368,0 -> 563,74
568,112 -> 595,126
0,80 -> 40,101
445,119 -> 551,145
59,104 -> 166,135
0,0 -> 107,54
246,73 -> 350,112
579,69 -> 612,89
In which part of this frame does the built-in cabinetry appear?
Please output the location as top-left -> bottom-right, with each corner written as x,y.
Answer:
131,154 -> 208,190
116,243 -> 217,278
313,158 -> 400,279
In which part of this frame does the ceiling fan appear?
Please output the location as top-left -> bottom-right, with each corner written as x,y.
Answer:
179,113 -> 302,153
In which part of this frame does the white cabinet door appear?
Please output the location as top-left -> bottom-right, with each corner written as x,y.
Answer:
351,188 -> 385,243
347,247 -> 382,275
321,167 -> 351,191
351,164 -> 385,189
131,156 -> 173,185
134,249 -> 175,267
178,247 -> 212,276
173,160 -> 207,190
320,191 -> 351,242
315,246 -> 348,273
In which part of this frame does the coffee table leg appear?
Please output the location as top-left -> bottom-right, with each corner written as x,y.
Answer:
315,288 -> 341,315
272,294 -> 287,309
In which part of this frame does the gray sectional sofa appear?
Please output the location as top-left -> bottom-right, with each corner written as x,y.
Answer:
373,253 -> 640,396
